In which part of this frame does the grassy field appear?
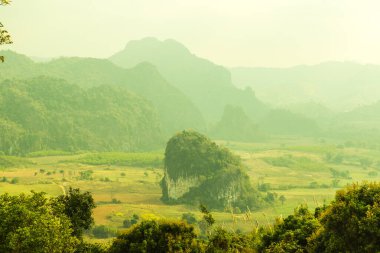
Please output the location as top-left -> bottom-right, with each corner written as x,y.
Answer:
1,137 -> 379,239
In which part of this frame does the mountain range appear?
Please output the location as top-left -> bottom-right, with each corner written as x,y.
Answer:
1,38 -> 379,153
231,63 -> 380,111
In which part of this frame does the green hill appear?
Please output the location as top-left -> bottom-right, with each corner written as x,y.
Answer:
0,77 -> 163,154
161,130 -> 263,210
0,51 -> 206,136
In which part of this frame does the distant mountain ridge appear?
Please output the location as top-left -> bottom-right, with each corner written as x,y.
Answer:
0,40 -> 335,145
110,38 -> 269,123
0,50 -> 206,136
231,62 -> 380,111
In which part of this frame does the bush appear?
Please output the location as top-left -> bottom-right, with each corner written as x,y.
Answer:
79,170 -> 93,181
10,177 -> 19,184
258,183 -> 271,192
110,220 -> 198,253
123,214 -> 139,228
207,227 -> 255,253
181,213 -> 197,225
92,225 -> 117,239
75,242 -> 110,253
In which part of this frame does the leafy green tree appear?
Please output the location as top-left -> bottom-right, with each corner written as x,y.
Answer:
309,182 -> 380,252
110,220 -> 199,253
54,187 -> 96,238
0,0 -> 12,62
75,242 -> 109,253
0,192 -> 79,252
206,227 -> 255,253
260,205 -> 320,253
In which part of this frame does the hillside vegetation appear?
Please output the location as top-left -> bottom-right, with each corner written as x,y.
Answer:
0,77 -> 163,154
161,131 -> 263,210
0,50 -> 206,136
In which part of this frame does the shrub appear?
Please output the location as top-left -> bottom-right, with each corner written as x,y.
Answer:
110,220 -> 198,253
10,177 -> 19,184
181,213 -> 197,225
122,214 -> 139,228
92,225 -> 117,239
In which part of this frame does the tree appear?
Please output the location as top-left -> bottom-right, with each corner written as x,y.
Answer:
181,212 -> 198,225
206,227 -> 255,253
309,182 -> 380,252
110,220 -> 199,253
0,192 -> 79,252
53,187 -> 96,238
0,0 -> 12,62
260,205 -> 320,253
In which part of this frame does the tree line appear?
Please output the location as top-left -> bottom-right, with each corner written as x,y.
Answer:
1,182 -> 379,252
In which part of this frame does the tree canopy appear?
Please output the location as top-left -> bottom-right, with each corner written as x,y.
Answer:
0,0 -> 12,62
54,187 -> 96,238
110,220 -> 198,253
310,182 -> 380,252
0,192 -> 79,253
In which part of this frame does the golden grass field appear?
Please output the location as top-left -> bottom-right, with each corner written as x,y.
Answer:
1,137 -> 379,238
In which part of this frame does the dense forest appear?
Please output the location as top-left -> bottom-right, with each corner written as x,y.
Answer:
0,76 -> 163,154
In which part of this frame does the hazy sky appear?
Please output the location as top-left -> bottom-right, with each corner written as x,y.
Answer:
1,0 -> 380,67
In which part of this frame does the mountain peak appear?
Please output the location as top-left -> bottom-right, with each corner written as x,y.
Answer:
122,37 -> 190,56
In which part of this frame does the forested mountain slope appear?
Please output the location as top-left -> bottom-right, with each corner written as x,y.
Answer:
0,77 -> 163,154
0,51 -> 206,136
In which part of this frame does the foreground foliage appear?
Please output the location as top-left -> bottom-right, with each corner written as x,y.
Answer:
110,220 -> 199,253
0,192 -> 78,253
310,182 -> 380,252
1,182 -> 379,252
0,188 -> 96,253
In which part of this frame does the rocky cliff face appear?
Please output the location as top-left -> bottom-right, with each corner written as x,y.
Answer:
163,173 -> 200,200
161,130 -> 263,210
